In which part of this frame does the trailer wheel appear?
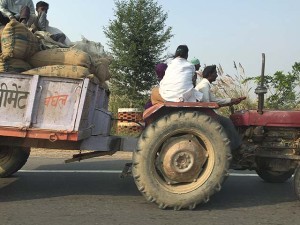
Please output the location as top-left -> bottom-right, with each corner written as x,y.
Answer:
256,169 -> 294,183
132,111 -> 232,210
0,146 -> 30,178
294,167 -> 300,200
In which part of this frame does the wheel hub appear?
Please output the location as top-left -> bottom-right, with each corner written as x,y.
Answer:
159,135 -> 208,183
174,152 -> 193,172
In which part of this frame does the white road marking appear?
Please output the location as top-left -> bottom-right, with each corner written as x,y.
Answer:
230,173 -> 258,177
19,170 -> 123,174
18,170 -> 258,176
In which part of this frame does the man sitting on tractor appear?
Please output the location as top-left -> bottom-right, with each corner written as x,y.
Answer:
195,65 -> 245,152
151,45 -> 203,104
145,63 -> 168,109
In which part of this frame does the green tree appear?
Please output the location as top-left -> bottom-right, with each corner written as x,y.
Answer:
244,62 -> 300,109
104,0 -> 173,108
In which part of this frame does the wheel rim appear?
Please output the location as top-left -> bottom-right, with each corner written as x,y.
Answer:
153,128 -> 215,194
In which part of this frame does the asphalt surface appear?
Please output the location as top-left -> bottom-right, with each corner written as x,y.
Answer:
0,155 -> 299,225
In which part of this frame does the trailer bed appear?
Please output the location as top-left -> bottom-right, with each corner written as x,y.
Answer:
0,73 -> 111,143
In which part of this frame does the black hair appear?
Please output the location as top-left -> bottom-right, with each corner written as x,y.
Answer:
174,45 -> 189,59
202,65 -> 217,78
36,1 -> 49,9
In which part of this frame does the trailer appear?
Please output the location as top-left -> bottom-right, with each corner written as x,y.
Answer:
0,73 -> 137,177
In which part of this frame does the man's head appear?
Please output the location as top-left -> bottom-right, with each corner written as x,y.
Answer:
202,65 -> 218,83
174,45 -> 189,59
36,1 -> 49,13
190,58 -> 201,71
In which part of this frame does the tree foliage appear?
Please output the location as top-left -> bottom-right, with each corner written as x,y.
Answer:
244,62 -> 300,109
104,0 -> 173,108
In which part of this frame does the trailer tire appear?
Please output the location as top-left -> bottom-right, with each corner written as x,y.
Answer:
294,167 -> 300,200
256,169 -> 294,183
132,111 -> 232,210
0,146 -> 30,178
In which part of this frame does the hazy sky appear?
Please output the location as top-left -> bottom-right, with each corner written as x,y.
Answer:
41,0 -> 299,78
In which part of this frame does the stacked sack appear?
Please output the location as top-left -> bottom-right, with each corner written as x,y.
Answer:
0,20 -> 39,73
24,48 -> 111,84
0,20 -> 111,88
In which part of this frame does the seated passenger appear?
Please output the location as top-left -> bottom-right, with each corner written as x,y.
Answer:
0,0 -> 36,26
31,1 -> 69,45
195,65 -> 245,151
195,65 -> 243,106
190,57 -> 202,87
152,45 -> 202,104
148,63 -> 168,106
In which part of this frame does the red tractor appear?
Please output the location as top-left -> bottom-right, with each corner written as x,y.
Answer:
132,53 -> 300,210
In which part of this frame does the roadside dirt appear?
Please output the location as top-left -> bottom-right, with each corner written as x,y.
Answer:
30,148 -> 133,160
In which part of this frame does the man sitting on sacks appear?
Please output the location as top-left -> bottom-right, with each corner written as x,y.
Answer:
151,45 -> 203,104
0,0 -> 36,26
31,1 -> 71,48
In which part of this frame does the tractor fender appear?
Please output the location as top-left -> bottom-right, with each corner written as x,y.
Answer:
143,102 -> 220,126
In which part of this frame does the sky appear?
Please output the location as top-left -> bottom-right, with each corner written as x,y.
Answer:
40,0 -> 300,80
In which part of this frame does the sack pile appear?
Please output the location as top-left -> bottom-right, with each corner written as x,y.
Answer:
1,20 -> 40,60
0,20 -> 39,72
0,21 -> 111,87
24,48 -> 111,84
29,48 -> 92,68
23,65 -> 91,78
0,58 -> 32,73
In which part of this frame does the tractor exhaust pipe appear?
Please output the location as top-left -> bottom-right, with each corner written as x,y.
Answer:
255,53 -> 268,115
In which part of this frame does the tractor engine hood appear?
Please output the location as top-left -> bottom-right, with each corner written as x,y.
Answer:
230,110 -> 300,127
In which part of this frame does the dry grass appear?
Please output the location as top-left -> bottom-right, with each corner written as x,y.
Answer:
213,63 -> 256,115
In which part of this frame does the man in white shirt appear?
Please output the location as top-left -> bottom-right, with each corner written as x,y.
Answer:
0,0 -> 35,25
195,65 -> 245,152
158,45 -> 203,102
195,65 -> 243,105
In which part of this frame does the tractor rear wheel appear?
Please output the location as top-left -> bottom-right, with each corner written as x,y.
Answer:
294,167 -> 300,200
0,146 -> 30,178
132,111 -> 232,210
256,169 -> 294,183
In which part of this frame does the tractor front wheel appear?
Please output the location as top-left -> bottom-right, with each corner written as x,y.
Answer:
256,169 -> 294,183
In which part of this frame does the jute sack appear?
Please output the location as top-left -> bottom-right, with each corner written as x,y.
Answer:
1,20 -> 40,60
84,74 -> 109,89
0,58 -> 32,73
92,58 -> 111,82
0,26 -> 5,52
0,25 -> 4,38
22,65 -> 91,79
28,48 -> 92,69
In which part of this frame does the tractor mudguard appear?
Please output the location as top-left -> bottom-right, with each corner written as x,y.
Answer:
143,102 -> 220,126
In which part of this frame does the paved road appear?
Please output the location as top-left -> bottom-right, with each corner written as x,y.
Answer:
0,156 -> 299,225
